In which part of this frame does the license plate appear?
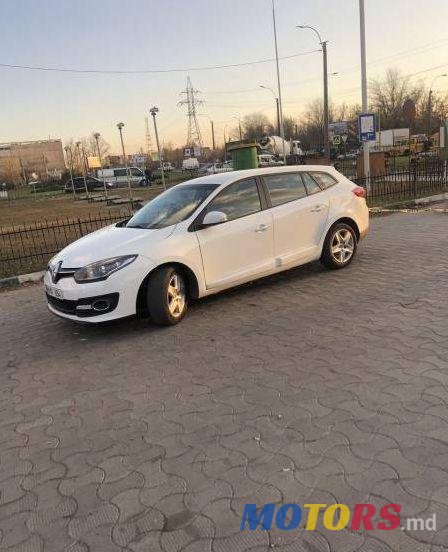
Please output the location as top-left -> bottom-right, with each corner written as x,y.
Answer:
45,284 -> 64,299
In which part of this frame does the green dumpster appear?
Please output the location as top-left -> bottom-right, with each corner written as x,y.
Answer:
227,142 -> 258,170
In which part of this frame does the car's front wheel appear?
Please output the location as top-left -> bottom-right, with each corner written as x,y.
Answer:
321,222 -> 357,269
146,266 -> 188,325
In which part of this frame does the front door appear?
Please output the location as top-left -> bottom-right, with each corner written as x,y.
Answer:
196,178 -> 274,289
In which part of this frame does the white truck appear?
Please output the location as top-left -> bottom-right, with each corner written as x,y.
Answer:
258,135 -> 304,157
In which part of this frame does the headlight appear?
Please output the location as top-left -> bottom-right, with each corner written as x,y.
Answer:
74,255 -> 137,283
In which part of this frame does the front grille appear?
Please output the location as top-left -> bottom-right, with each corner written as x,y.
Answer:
46,294 -> 76,315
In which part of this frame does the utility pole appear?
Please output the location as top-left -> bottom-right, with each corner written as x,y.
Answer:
359,0 -> 370,186
178,76 -> 203,153
117,123 -> 133,200
322,41 -> 330,160
210,120 -> 216,150
296,25 -> 330,161
223,125 -> 228,161
150,106 -> 166,190
76,141 -> 89,197
64,145 -> 76,199
93,132 -> 107,197
272,0 -> 286,163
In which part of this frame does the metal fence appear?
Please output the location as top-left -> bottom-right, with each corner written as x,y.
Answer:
1,161 -> 447,279
0,210 -> 132,278
355,160 -> 448,204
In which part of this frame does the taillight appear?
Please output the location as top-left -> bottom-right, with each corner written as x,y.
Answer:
353,186 -> 366,198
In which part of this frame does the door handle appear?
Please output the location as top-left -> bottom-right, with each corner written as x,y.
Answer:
255,223 -> 270,232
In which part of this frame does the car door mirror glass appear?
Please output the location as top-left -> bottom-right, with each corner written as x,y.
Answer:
202,210 -> 228,227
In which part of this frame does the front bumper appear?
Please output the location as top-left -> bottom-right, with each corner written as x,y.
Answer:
44,256 -> 154,323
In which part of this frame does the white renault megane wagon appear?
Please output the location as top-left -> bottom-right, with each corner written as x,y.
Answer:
45,166 -> 369,325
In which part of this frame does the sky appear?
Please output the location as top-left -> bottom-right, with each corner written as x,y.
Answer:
1,0 -> 448,154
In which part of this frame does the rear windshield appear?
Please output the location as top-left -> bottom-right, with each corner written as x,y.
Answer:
126,183 -> 218,229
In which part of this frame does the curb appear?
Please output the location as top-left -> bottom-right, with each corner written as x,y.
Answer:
0,270 -> 45,289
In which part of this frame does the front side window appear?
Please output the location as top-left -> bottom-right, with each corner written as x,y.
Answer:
206,178 -> 261,222
264,173 -> 307,207
131,168 -> 143,177
126,183 -> 218,229
301,173 -> 322,195
310,172 -> 338,190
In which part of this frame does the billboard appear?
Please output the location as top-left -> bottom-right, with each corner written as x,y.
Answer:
87,156 -> 101,169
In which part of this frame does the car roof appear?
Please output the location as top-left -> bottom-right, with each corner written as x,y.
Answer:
179,164 -> 338,187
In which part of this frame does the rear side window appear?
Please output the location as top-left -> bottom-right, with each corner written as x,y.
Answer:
207,178 -> 261,222
310,172 -> 338,190
301,173 -> 322,195
114,168 -> 127,177
264,173 -> 307,207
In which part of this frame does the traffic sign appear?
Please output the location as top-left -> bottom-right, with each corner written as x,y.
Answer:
332,135 -> 342,146
358,113 -> 376,142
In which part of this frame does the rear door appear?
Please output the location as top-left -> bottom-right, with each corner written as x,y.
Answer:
195,178 -> 274,289
261,172 -> 329,266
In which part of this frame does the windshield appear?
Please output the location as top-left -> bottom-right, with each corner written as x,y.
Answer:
126,183 -> 218,229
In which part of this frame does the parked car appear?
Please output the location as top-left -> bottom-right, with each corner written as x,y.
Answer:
258,154 -> 283,167
64,176 -> 110,193
45,166 -> 369,326
206,161 -> 233,174
97,167 -> 146,187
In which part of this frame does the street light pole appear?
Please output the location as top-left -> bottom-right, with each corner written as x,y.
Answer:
259,85 -> 280,135
117,123 -> 132,200
296,25 -> 330,161
428,74 -> 447,137
93,132 -> 107,197
272,0 -> 286,164
149,107 -> 166,190
359,0 -> 370,187
64,145 -> 76,200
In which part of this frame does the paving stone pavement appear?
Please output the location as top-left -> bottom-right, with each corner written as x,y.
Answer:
1,212 -> 448,552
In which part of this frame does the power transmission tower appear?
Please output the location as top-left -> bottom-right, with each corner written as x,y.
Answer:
178,76 -> 203,149
144,116 -> 152,157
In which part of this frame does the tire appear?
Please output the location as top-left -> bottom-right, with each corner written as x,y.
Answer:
146,266 -> 188,326
321,222 -> 357,270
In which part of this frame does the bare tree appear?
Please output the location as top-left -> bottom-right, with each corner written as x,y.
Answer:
370,68 -> 424,129
242,112 -> 274,141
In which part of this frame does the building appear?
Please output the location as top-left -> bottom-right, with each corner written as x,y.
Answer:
0,139 -> 66,184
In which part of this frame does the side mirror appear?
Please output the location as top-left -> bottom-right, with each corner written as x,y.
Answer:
201,210 -> 228,227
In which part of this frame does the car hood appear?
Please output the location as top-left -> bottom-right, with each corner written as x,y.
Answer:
53,224 -> 174,268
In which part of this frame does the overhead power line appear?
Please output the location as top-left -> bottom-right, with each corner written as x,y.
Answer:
0,49 -> 320,75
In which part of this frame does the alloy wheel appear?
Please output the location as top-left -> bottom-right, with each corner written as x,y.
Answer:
330,228 -> 355,264
167,273 -> 186,318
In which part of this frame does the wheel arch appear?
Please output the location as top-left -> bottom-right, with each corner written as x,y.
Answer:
136,261 -> 200,317
327,217 -> 360,241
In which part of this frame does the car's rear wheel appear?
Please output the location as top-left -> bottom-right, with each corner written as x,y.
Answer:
321,222 -> 357,269
146,266 -> 188,325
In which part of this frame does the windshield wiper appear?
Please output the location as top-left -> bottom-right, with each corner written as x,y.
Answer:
126,224 -> 149,229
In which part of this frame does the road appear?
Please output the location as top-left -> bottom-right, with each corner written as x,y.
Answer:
1,212 -> 448,552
